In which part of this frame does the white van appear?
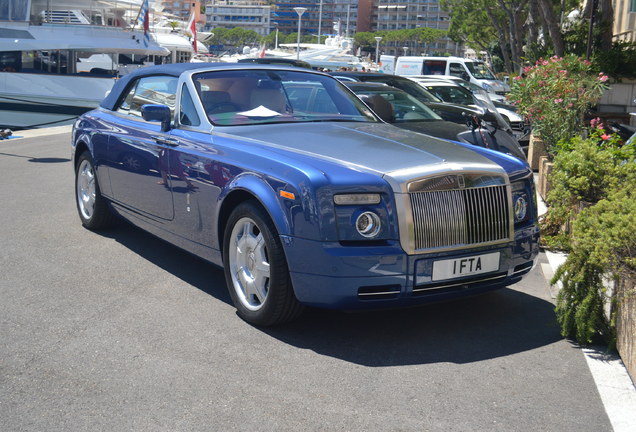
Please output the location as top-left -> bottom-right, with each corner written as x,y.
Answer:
378,55 -> 396,75
394,56 -> 509,95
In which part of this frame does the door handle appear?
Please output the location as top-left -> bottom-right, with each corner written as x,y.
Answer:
152,136 -> 180,147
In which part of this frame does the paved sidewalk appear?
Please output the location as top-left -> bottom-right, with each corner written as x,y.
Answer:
2,125 -> 72,140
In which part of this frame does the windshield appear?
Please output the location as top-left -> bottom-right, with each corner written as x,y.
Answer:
455,79 -> 488,96
352,88 -> 442,122
464,61 -> 496,80
193,70 -> 377,126
423,84 -> 477,107
452,80 -> 498,110
356,76 -> 443,103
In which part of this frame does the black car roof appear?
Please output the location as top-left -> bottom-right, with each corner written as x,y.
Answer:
343,82 -> 391,90
100,63 -> 217,109
237,57 -> 312,69
100,62 -> 318,110
329,71 -> 389,80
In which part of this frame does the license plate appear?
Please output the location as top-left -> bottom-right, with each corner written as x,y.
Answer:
432,252 -> 500,281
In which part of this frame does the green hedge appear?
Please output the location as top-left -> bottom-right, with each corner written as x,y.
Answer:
548,127 -> 636,345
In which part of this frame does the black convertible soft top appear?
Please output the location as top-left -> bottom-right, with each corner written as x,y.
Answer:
100,63 -> 221,110
99,62 -> 317,110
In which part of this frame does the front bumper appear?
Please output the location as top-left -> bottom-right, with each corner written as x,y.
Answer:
281,225 -> 539,309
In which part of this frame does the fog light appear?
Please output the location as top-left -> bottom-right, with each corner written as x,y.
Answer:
356,211 -> 381,238
513,194 -> 528,222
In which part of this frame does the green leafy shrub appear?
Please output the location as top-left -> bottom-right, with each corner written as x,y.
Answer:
543,124 -> 627,236
550,128 -> 636,345
554,171 -> 636,345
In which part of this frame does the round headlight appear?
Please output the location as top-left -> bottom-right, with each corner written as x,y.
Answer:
356,211 -> 381,238
513,194 -> 528,222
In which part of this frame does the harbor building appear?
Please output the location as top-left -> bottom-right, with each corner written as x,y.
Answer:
204,0 -> 271,36
272,0 -> 360,37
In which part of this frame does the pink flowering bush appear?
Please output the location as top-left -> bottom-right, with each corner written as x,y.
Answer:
509,55 -> 609,157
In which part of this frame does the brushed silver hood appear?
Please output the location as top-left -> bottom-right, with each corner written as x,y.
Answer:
222,122 -> 506,191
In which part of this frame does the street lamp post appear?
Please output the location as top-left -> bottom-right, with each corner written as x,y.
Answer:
374,36 -> 383,66
293,7 -> 307,60
402,46 -> 408,56
317,0 -> 323,44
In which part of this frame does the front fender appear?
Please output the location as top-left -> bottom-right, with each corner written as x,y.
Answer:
72,115 -> 114,197
218,172 -> 299,242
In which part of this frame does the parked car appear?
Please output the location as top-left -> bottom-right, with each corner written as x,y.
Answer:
72,63 -> 539,326
344,82 -> 526,160
410,74 -> 507,103
408,76 -> 530,147
237,57 -> 312,69
393,56 -> 510,95
329,71 -> 516,136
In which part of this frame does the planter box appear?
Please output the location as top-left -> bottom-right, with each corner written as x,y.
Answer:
538,156 -> 553,201
617,275 -> 636,385
527,135 -> 547,171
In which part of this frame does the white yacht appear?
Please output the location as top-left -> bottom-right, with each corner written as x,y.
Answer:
0,0 -> 170,129
221,35 -> 368,71
150,20 -> 211,64
281,36 -> 367,70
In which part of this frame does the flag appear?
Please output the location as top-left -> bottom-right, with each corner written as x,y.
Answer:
187,11 -> 198,54
137,0 -> 149,47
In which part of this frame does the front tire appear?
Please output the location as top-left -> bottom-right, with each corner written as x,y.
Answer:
223,201 -> 303,326
75,151 -> 115,230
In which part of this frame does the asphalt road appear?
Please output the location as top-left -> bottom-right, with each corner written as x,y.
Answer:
1,130 -> 613,431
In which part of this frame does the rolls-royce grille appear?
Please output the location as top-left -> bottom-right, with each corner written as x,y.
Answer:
410,185 -> 511,250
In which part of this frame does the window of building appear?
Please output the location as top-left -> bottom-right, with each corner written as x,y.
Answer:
0,0 -> 29,21
177,51 -> 191,63
1,51 -> 21,72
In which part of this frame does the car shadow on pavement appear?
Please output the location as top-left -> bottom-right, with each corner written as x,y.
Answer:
101,220 -> 561,367
0,151 -> 70,163
99,221 -> 233,306
263,289 -> 562,366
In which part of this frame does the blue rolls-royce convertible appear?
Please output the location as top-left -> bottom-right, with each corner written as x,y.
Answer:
72,63 -> 539,326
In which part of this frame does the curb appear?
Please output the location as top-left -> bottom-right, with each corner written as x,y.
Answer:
1,125 -> 73,141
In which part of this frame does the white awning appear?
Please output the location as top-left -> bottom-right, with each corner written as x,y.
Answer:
0,24 -> 169,56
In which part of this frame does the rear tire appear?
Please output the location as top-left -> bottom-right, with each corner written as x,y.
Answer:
223,201 -> 303,326
75,151 -> 115,230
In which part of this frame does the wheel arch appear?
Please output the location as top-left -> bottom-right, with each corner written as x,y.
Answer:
217,175 -> 291,254
73,140 -> 90,169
